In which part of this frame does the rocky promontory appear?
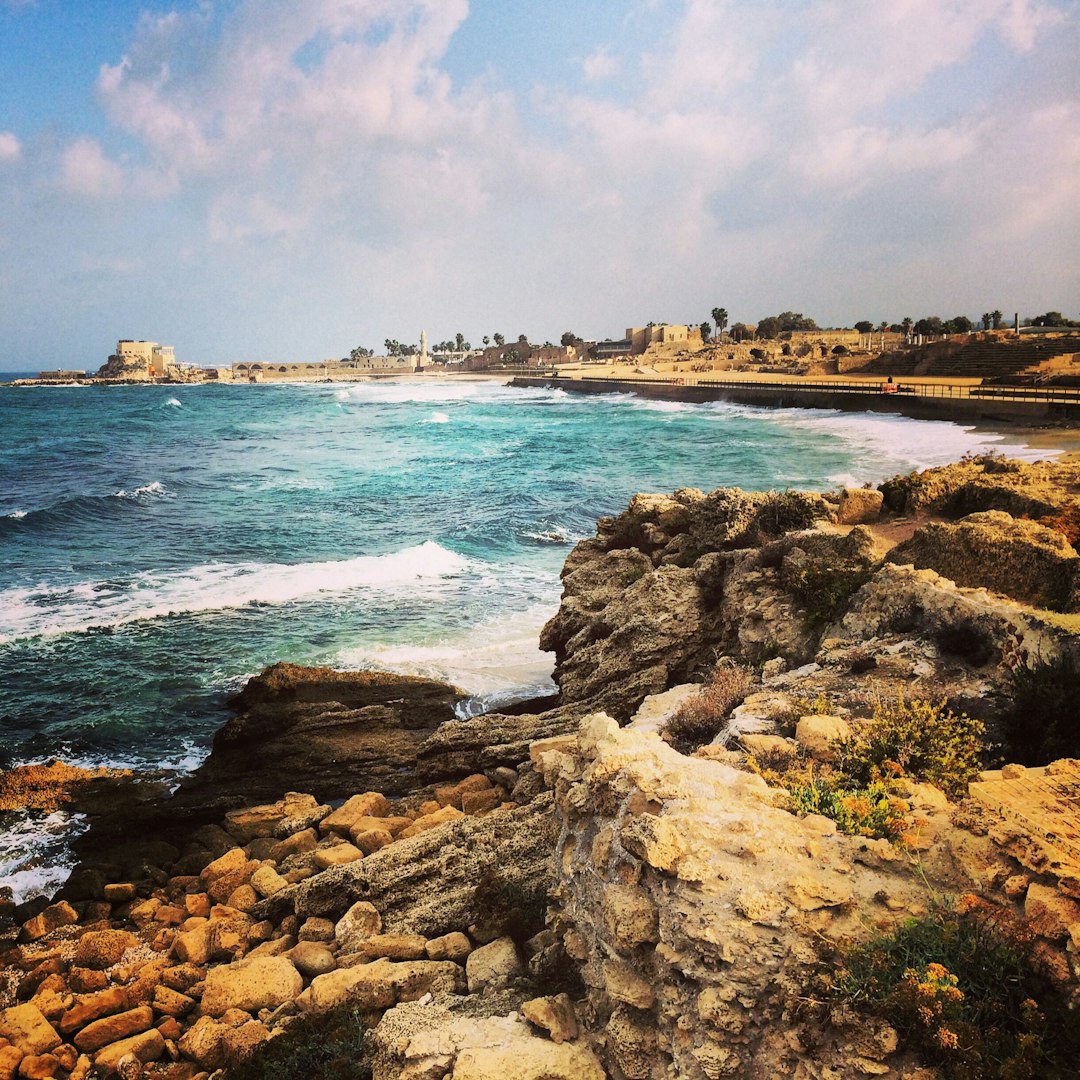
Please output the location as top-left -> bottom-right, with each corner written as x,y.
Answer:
3,454 -> 1080,1079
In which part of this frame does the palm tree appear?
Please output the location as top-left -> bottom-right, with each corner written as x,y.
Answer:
711,307 -> 728,336
990,310 -> 1003,330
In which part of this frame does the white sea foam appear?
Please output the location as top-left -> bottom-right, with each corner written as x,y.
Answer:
113,480 -> 170,500
0,541 -> 470,644
420,411 -> 450,424
165,398 -> 182,407
335,601 -> 558,713
521,524 -> 581,544
4,509 -> 27,519
0,809 -> 88,905
706,402 -> 1056,480
633,399 -> 690,414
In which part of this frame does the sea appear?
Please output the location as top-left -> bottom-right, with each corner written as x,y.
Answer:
0,374 -> 1051,901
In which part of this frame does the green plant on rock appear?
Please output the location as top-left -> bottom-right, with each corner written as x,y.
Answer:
839,695 -> 985,800
781,560 -> 873,632
833,895 -> 1079,1079
788,775 -> 910,841
1002,652 -> 1080,765
223,1001 -> 372,1080
662,660 -> 754,752
754,491 -> 824,538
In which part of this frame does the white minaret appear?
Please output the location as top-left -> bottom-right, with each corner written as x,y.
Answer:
419,329 -> 428,370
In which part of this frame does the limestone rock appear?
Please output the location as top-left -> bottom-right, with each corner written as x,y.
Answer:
425,932 -> 472,963
521,994 -> 578,1044
888,511 -> 1079,611
200,956 -> 302,1017
0,1006 -> 61,1055
92,1029 -> 165,1073
287,941 -> 337,979
223,792 -> 324,843
58,988 -> 128,1037
18,902 -> 78,943
465,937 -> 522,993
837,488 -> 884,525
795,714 -> 851,760
73,1007 -> 153,1054
319,792 -> 390,835
300,960 -> 464,1013
290,797 -> 557,939
342,933 -> 427,963
335,901 -> 382,950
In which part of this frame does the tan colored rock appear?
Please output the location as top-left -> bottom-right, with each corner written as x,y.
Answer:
529,734 -> 577,766
19,903 -> 79,944
0,1006 -> 61,1055
224,792 -> 324,843
319,792 -> 391,836
602,959 -> 655,1009
837,488 -> 884,525
396,805 -> 465,840
200,956 -> 302,1017
73,1008 -> 153,1054
297,916 -> 336,942
350,827 -> 394,855
14,1053 -> 58,1079
285,941 -> 335,979
224,884 -> 258,913
249,865 -> 288,898
738,733 -> 797,766
66,970 -> 107,995
452,1041 -> 606,1080
72,930 -> 137,970
794,714 -> 851,760
1025,882 -> 1080,941
101,884 -> 136,904
182,893 -> 211,919
25,991 -> 65,1025
424,932 -> 472,962
312,842 -> 364,869
91,1029 -> 164,1074
150,986 -> 193,1019
300,960 -> 464,1013
521,994 -> 578,1044
268,827 -> 318,864
58,988 -> 129,1037
461,787 -> 505,814
170,924 -> 213,966
341,933 -> 427,963
218,1020 -> 271,1066
0,1046 -> 23,1080
334,901 -> 382,950
176,1017 -> 226,1070
465,936 -> 522,993
600,884 -> 658,948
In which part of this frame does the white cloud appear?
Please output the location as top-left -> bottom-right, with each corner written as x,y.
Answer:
58,138 -> 125,197
582,47 -> 618,82
0,131 -> 21,162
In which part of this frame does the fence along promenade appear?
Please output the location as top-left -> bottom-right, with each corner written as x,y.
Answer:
506,370 -> 1080,420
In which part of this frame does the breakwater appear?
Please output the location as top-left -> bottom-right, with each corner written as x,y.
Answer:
511,373 -> 1080,423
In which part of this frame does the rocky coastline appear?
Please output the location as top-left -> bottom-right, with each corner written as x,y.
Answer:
2,454 -> 1080,1079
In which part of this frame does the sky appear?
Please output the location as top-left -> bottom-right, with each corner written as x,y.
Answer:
0,0 -> 1078,370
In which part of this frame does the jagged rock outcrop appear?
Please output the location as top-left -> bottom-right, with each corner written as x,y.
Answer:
166,663 -> 468,815
887,510 -> 1080,611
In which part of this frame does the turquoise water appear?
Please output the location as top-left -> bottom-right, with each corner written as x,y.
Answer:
0,377 -> 1042,898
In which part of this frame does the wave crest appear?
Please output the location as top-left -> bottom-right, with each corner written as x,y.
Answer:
0,541 -> 469,644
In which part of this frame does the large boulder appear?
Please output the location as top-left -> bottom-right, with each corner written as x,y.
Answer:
200,955 -> 303,1017
148,664 -> 468,827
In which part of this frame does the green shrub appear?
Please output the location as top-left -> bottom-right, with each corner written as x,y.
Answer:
662,661 -> 754,752
1002,652 -> 1080,765
620,564 -> 648,587
781,560 -> 873,631
840,695 -> 985,799
834,896 -> 1080,1079
755,491 -> 824,538
224,1001 -> 371,1080
788,776 -> 909,841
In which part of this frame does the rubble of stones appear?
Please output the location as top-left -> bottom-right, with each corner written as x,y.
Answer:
3,454 -> 1080,1079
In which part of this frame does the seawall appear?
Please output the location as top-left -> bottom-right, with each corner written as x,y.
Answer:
511,373 -> 1080,424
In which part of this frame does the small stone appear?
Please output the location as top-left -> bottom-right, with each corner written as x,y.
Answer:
461,787 -> 505,815
73,1007 -> 154,1054
19,904 -> 79,944
312,843 -> 364,869
101,884 -> 137,904
319,793 -> 390,836
1000,763 -> 1027,779
297,917 -> 336,942
396,805 -> 465,840
200,956 -> 302,1018
465,937 -> 522,994
183,893 -> 211,919
249,865 -> 288,898
341,934 -> 427,963
58,988 -> 129,1037
795,714 -> 851,760
424,932 -> 472,962
522,994 -> 578,1043
287,942 -> 336,979
150,986 -> 193,1019
91,1030 -> 164,1074
16,1052 -> 59,1079
0,1047 -> 24,1080
349,828 -> 394,855
335,902 -> 382,950
72,930 -> 137,970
